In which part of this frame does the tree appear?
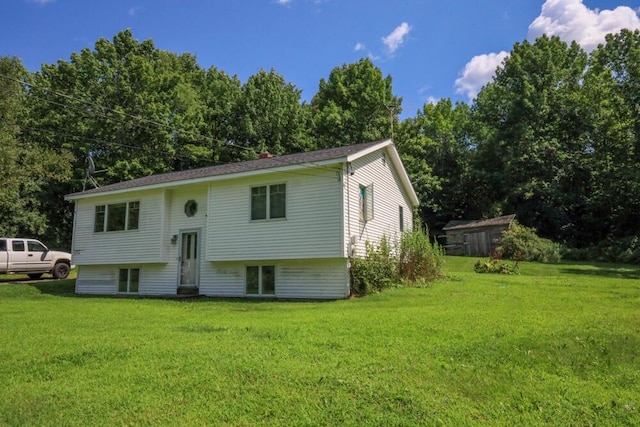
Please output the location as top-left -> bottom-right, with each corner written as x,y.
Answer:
26,30 -> 212,186
473,35 -> 590,243
0,56 -> 72,244
582,29 -> 640,242
396,99 -> 473,230
311,58 -> 401,148
230,69 -> 313,158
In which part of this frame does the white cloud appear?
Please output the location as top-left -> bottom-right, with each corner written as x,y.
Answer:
426,96 -> 439,105
354,42 -> 365,52
27,0 -> 54,4
382,22 -> 411,54
276,0 -> 292,5
455,0 -> 640,100
455,51 -> 508,99
528,0 -> 640,52
128,7 -> 142,16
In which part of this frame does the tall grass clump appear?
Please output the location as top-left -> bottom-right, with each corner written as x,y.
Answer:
350,230 -> 443,296
499,221 -> 561,263
398,229 -> 444,283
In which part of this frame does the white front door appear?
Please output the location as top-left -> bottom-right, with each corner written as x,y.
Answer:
179,231 -> 199,287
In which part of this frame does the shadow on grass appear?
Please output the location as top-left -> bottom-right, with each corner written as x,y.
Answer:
31,279 -> 77,296
559,265 -> 640,280
18,280 -> 332,305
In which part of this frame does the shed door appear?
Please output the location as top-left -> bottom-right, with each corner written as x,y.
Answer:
469,231 -> 492,256
179,232 -> 199,287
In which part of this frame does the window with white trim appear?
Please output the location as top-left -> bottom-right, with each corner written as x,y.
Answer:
95,201 -> 140,232
246,266 -> 275,296
251,184 -> 286,220
359,184 -> 373,222
118,268 -> 139,293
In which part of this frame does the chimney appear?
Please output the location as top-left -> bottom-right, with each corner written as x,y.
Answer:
259,152 -> 273,159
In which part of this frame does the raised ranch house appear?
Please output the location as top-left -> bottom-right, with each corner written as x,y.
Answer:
65,139 -> 419,299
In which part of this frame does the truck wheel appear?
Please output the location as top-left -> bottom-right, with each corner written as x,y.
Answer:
52,262 -> 70,279
28,273 -> 43,280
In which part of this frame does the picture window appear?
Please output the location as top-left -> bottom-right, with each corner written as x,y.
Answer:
95,201 -> 140,232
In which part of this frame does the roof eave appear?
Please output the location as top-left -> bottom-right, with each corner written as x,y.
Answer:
65,158 -> 345,201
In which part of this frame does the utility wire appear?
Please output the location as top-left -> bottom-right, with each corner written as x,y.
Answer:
0,72 -> 343,175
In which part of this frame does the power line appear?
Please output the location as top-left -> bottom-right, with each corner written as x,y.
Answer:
0,73 -> 344,178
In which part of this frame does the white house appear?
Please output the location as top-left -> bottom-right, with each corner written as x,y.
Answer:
65,139 -> 419,299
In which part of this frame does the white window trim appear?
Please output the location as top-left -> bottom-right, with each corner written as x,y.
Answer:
249,183 -> 287,221
118,267 -> 140,294
359,183 -> 374,223
245,265 -> 276,296
95,201 -> 140,233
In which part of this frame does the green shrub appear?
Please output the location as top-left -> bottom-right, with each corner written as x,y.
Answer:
474,258 -> 519,275
350,230 -> 444,296
499,221 -> 561,263
563,236 -> 640,264
350,236 -> 397,296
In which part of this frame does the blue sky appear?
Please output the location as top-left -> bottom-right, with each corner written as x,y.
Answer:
3,0 -> 640,117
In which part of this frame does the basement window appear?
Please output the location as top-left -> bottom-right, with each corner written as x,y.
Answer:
118,268 -> 139,293
246,266 -> 275,296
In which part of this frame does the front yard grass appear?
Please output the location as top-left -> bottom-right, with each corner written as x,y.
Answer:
0,257 -> 638,425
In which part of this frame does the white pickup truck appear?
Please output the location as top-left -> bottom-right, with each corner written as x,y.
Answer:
0,238 -> 73,280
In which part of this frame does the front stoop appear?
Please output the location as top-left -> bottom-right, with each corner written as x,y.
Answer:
177,286 -> 200,296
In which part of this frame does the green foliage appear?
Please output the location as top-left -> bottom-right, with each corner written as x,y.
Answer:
397,229 -> 444,283
1,259 -> 639,425
231,68 -> 313,156
499,221 -> 561,263
474,258 -> 519,275
311,58 -> 401,148
350,236 -> 397,296
395,100 -> 474,228
563,236 -> 640,264
0,56 -> 73,242
472,35 -> 590,242
351,231 -> 444,296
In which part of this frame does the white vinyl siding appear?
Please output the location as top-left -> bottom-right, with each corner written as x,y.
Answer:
72,190 -> 165,265
76,264 -> 174,295
207,169 -> 343,261
345,149 -> 414,256
204,259 -> 349,299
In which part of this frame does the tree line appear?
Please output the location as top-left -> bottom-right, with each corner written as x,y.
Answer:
1,29 -> 639,258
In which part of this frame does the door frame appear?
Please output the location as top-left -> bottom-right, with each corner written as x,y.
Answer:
177,228 -> 201,290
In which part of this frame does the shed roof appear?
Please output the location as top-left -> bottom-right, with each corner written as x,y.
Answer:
66,139 -> 419,205
442,214 -> 516,231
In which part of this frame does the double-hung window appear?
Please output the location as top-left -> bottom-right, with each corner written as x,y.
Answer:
95,201 -> 140,232
251,184 -> 286,220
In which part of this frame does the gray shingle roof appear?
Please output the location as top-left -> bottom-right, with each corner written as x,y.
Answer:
442,214 -> 516,231
67,140 -> 388,199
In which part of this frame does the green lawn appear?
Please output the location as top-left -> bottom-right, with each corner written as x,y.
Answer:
1,257 -> 638,426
